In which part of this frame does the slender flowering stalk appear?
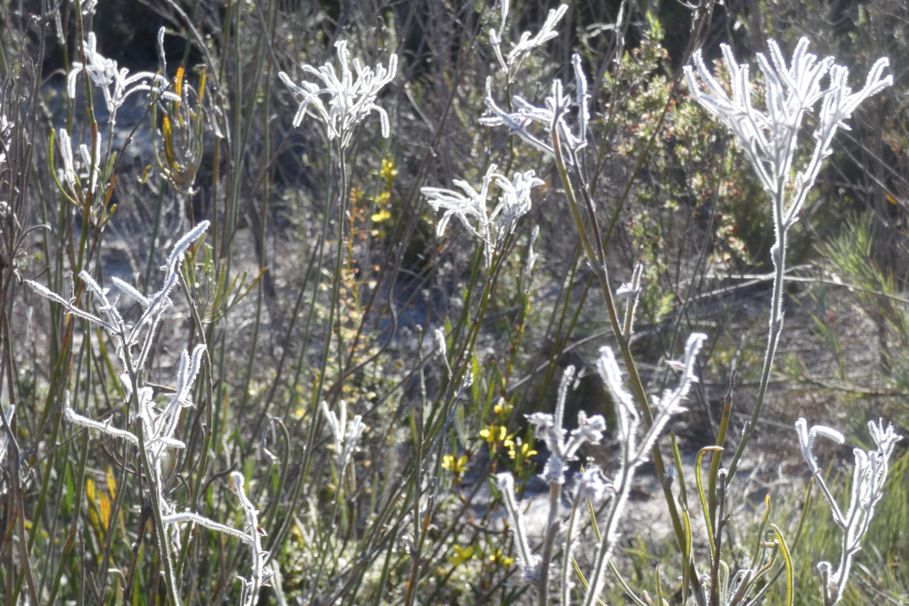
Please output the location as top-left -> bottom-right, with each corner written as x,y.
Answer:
795,418 -> 901,605
0,405 -> 14,496
582,333 -> 705,606
320,400 -> 366,469
0,103 -> 10,168
55,127 -> 104,201
561,465 -> 611,604
278,41 -> 397,149
685,38 -> 892,477
24,222 -> 283,603
524,367 -> 607,605
231,472 -> 275,606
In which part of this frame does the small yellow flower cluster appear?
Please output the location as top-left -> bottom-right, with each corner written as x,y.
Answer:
370,157 -> 397,227
488,398 -> 539,462
478,422 -> 512,449
448,544 -> 474,567
441,453 -> 468,477
508,439 -> 537,462
447,543 -> 514,569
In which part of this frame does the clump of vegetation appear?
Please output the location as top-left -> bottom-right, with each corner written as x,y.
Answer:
0,0 -> 906,604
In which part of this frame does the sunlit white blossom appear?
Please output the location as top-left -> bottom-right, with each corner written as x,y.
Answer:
422,164 -> 543,267
489,2 -> 568,78
56,127 -> 103,199
526,366 -> 607,485
481,53 -> 589,160
685,38 -> 891,233
279,41 -> 397,149
320,400 -> 366,468
66,32 -> 176,127
582,333 -> 705,606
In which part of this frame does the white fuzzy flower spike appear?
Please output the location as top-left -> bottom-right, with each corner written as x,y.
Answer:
490,2 -> 568,78
481,53 -> 590,161
320,400 -> 366,468
688,38 -> 891,480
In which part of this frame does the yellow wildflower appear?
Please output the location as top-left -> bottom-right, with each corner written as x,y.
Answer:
507,438 -> 538,461
379,157 -> 398,184
488,547 -> 515,567
371,208 -> 392,223
493,398 -> 513,418
441,453 -> 468,476
449,544 -> 475,566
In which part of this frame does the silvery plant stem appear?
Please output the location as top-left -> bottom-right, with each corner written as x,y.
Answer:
560,500 -> 580,606
538,482 -> 562,606
121,345 -> 182,606
581,458 -> 634,606
728,194 -> 787,479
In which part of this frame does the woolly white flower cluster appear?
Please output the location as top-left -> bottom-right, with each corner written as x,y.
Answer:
493,333 -> 705,602
279,41 -> 397,149
795,417 -> 902,604
321,400 -> 366,469
67,32 -> 177,128
421,164 -> 544,267
685,38 -> 891,238
481,53 -> 590,161
489,2 -> 568,79
526,366 -> 608,485
55,127 -> 103,201
579,333 -> 706,605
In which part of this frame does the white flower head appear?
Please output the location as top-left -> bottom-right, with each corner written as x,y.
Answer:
66,32 -> 176,127
685,38 -> 891,231
422,165 -> 543,267
72,0 -> 97,16
574,464 -> 611,502
526,366 -> 607,485
56,127 -> 103,199
652,332 -> 707,411
490,2 -> 568,78
320,400 -> 366,468
481,53 -> 590,160
794,417 -> 845,475
278,40 -> 397,149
